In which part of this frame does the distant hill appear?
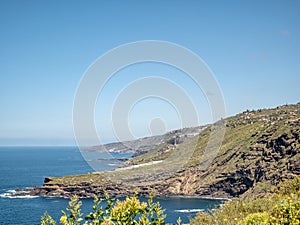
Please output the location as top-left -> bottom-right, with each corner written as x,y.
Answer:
87,126 -> 206,156
29,102 -> 300,199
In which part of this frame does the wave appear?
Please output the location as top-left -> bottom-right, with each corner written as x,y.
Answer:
174,209 -> 205,213
0,189 -> 39,199
0,193 -> 39,199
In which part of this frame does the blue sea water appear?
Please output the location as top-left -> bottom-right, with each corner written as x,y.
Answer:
0,146 -> 222,225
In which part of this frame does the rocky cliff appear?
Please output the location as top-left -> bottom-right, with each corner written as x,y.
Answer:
29,103 -> 300,199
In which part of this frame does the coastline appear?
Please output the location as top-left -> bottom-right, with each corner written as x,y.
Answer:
8,186 -> 231,202
7,103 -> 300,204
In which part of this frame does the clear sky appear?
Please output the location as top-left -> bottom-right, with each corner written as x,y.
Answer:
0,0 -> 299,146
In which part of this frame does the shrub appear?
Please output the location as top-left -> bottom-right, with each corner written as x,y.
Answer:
41,212 -> 56,225
189,211 -> 214,225
237,212 -> 269,225
278,176 -> 300,196
41,194 -> 166,225
269,195 -> 300,225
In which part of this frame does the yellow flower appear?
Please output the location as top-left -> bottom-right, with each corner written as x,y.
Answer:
60,215 -> 67,224
100,221 -> 113,225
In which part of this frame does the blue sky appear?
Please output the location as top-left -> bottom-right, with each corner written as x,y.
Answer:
0,0 -> 299,146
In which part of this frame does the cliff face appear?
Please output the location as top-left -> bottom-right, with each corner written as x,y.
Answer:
29,103 -> 300,199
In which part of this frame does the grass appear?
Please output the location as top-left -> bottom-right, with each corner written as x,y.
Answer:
46,173 -> 106,186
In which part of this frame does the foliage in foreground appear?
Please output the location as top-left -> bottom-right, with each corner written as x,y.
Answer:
190,176 -> 300,225
41,194 -> 168,225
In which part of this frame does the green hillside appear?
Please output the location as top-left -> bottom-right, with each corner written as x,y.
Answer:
30,103 -> 300,199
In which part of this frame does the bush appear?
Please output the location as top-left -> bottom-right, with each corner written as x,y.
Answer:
269,195 -> 300,225
237,212 -> 269,225
41,194 -> 167,225
190,176 -> 300,225
278,176 -> 300,196
189,211 -> 214,225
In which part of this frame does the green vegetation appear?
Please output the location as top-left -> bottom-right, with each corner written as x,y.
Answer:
41,194 -> 167,225
190,176 -> 300,225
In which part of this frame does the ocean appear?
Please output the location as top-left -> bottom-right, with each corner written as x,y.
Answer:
0,146 -> 222,225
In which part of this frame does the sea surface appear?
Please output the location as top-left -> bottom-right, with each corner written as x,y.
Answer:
0,146 -> 222,225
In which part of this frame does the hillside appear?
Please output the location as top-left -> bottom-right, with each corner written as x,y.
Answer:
87,126 -> 205,156
28,103 -> 300,199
